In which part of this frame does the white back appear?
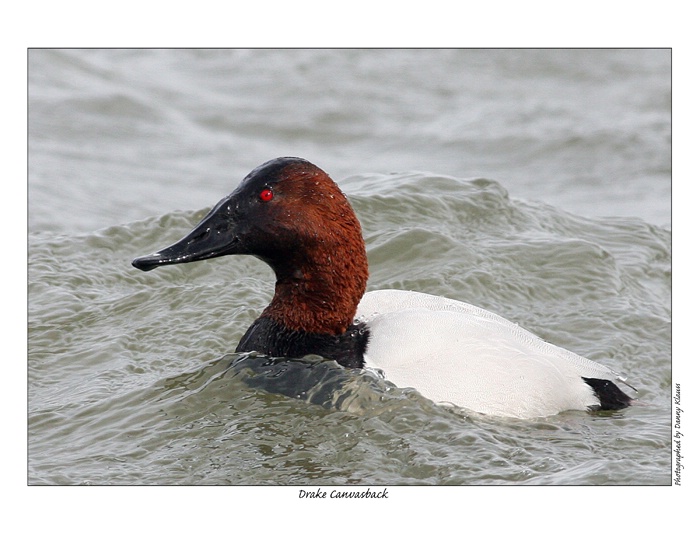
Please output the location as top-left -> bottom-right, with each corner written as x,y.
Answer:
356,290 -> 632,418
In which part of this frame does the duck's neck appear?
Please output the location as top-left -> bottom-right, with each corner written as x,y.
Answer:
261,247 -> 368,335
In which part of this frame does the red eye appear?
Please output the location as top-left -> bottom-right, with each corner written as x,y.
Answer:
259,188 -> 274,202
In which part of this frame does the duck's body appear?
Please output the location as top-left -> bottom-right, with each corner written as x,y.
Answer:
356,289 -> 631,418
133,157 -> 634,419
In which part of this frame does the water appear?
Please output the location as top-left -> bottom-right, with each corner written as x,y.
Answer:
28,49 -> 671,486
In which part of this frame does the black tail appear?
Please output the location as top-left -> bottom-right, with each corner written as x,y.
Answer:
582,377 -> 634,411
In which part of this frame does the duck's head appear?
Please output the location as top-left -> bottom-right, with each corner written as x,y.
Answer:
132,157 -> 369,334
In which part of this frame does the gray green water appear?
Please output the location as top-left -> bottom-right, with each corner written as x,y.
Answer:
28,49 -> 671,485
28,176 -> 671,484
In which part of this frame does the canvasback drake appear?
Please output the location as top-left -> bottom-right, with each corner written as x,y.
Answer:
132,157 -> 635,419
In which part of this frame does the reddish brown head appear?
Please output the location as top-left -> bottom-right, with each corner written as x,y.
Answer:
132,157 -> 369,335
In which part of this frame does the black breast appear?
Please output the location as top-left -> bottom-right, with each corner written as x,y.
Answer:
235,316 -> 369,369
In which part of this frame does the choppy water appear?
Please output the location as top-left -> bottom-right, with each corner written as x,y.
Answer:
28,49 -> 671,485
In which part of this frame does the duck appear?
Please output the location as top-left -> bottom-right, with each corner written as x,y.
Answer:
132,157 -> 635,419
